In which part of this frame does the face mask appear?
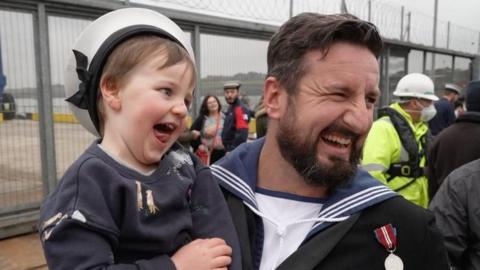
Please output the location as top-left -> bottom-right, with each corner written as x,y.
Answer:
419,103 -> 437,122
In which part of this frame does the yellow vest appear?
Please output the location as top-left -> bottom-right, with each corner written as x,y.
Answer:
361,103 -> 430,208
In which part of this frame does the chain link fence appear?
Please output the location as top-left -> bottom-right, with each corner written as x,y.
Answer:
135,0 -> 480,54
0,0 -> 477,239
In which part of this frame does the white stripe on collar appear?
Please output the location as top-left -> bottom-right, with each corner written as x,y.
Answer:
319,186 -> 392,218
311,188 -> 394,231
212,164 -> 258,208
212,164 -> 395,230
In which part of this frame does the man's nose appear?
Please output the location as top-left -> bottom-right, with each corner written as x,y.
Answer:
343,100 -> 372,135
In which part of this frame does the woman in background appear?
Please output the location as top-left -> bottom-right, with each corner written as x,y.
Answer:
191,95 -> 226,164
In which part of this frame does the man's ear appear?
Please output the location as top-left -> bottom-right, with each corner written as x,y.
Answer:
263,76 -> 286,120
100,77 -> 121,111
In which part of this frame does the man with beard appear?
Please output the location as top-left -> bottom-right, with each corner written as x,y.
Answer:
222,81 -> 251,151
211,13 -> 449,270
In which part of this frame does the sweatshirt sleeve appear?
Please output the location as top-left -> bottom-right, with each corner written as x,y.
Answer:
39,159 -> 177,270
41,220 -> 176,270
189,166 -> 242,270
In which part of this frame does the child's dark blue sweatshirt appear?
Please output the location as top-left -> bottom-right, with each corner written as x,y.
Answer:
39,142 -> 241,270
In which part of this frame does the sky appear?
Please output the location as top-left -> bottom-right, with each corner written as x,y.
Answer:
381,0 -> 480,31
3,0 -> 480,87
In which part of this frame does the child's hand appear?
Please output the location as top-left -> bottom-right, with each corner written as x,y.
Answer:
171,238 -> 232,270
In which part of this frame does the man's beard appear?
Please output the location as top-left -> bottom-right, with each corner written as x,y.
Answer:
226,96 -> 236,104
276,104 -> 362,192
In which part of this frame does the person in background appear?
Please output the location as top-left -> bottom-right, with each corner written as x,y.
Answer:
362,73 -> 438,208
254,95 -> 268,138
222,81 -> 251,151
428,80 -> 480,199
212,13 -> 448,270
429,83 -> 462,135
190,95 -> 226,164
177,119 -> 196,151
430,158 -> 480,270
38,8 -> 240,270
454,95 -> 466,118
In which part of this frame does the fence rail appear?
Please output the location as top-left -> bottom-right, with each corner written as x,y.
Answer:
133,0 -> 480,54
0,0 -> 478,239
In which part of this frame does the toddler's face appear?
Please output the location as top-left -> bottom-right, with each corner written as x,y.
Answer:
105,54 -> 195,172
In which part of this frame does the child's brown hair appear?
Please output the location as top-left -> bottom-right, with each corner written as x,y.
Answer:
97,35 -> 196,135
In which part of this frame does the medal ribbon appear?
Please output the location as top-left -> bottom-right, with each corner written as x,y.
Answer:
374,223 -> 397,251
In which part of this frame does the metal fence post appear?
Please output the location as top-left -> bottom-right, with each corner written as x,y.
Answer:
407,12 -> 411,42
35,3 -> 57,197
433,0 -> 438,47
447,21 -> 450,50
478,32 -> 480,54
368,0 -> 371,22
400,6 -> 404,41
289,0 -> 293,18
192,24 -> 201,119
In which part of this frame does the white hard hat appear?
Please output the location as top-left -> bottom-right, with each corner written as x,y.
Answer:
444,83 -> 462,94
393,73 -> 438,101
64,8 -> 195,136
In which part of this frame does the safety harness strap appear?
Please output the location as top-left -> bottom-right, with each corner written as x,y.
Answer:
378,107 -> 427,191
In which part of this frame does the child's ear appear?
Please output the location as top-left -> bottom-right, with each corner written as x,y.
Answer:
263,76 -> 286,120
100,77 -> 121,111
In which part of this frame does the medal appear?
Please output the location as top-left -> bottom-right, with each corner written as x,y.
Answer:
384,253 -> 404,270
374,224 -> 404,270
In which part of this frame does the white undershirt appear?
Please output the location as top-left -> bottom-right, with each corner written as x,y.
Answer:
254,191 -> 323,270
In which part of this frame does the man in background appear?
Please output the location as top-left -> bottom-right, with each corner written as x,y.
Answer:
428,80 -> 480,199
362,73 -> 438,208
222,81 -> 251,151
430,158 -> 480,270
429,83 -> 462,135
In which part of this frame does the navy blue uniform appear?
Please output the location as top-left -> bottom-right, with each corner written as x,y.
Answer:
429,97 -> 456,136
211,138 -> 449,270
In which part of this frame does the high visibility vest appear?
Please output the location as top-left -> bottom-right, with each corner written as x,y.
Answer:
362,103 -> 430,208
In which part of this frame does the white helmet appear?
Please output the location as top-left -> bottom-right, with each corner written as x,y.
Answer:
445,83 -> 462,94
64,8 -> 195,136
393,73 -> 438,101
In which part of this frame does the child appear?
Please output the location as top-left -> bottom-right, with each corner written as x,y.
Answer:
38,8 -> 240,270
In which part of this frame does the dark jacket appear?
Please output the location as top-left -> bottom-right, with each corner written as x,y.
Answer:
190,114 -> 206,152
222,98 -> 250,151
428,112 -> 480,199
429,97 -> 456,136
212,138 -> 449,270
430,159 -> 480,270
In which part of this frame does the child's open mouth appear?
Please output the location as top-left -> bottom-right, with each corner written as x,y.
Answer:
153,122 -> 177,143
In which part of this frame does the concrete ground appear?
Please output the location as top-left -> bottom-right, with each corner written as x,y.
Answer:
0,232 -> 47,270
0,119 -> 94,269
